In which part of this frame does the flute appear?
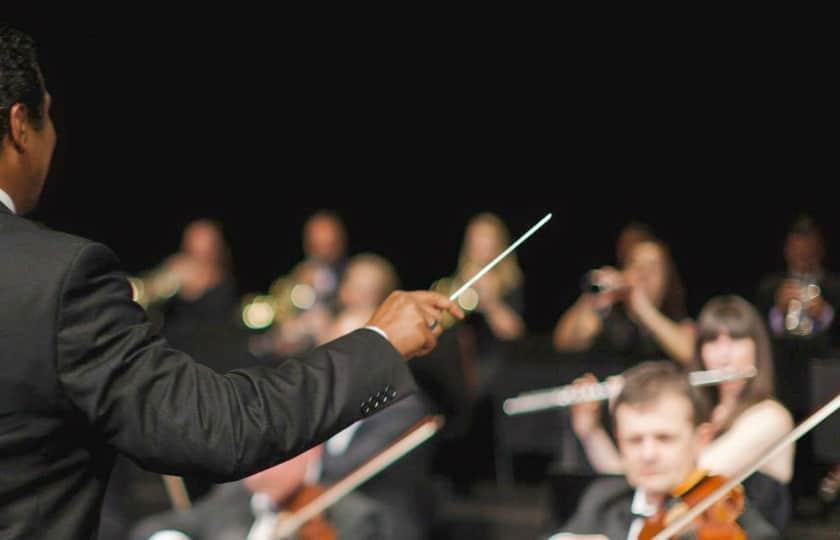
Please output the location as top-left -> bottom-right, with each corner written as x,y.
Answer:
502,367 -> 757,416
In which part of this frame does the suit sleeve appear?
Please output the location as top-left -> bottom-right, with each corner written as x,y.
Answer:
55,242 -> 417,481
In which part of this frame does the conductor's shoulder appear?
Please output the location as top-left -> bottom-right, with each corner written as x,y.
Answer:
2,215 -> 119,272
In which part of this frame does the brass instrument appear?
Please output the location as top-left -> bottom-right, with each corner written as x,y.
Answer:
429,276 -> 479,329
785,277 -> 821,336
240,261 -> 335,331
241,276 -> 317,330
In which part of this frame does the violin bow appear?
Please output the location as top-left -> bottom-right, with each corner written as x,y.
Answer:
652,391 -> 840,540
161,474 -> 191,510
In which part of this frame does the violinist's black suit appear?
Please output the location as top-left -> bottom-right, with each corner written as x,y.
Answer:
550,477 -> 779,540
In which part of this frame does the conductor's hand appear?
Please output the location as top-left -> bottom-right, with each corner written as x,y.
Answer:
367,290 -> 464,359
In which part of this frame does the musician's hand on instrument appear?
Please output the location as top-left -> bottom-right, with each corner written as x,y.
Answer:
570,373 -> 603,438
367,290 -> 463,359
589,267 -> 626,309
807,294 -> 828,318
775,280 -> 800,312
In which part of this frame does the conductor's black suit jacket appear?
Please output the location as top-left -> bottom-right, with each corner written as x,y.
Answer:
0,202 -> 416,539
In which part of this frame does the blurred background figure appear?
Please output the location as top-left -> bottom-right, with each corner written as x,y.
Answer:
301,209 -> 348,307
428,212 -> 528,493
444,212 -> 527,392
244,210 -> 349,359
614,221 -> 655,267
757,214 -> 840,345
320,253 -> 399,343
130,219 -> 237,332
553,231 -> 694,367
756,214 -> 840,515
158,219 -> 241,364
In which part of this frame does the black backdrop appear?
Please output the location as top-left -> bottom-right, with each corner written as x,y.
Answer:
9,19 -> 836,333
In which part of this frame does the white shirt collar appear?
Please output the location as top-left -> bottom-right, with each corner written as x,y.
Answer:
627,488 -> 660,540
630,488 -> 659,517
0,188 -> 16,214
326,420 -> 363,456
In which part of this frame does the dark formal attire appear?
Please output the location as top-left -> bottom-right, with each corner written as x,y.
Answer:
130,394 -> 432,540
756,269 -> 840,413
756,270 -> 840,504
589,307 -> 674,369
0,202 -> 415,539
550,477 -> 779,540
320,394 -> 434,540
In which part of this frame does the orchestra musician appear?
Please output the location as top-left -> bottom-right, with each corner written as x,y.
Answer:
546,361 -> 779,540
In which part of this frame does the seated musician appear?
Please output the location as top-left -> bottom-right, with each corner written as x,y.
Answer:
546,361 -> 779,540
570,296 -> 794,531
131,254 -> 432,540
130,392 -> 430,540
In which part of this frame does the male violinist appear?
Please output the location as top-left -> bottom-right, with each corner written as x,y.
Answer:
546,361 -> 778,540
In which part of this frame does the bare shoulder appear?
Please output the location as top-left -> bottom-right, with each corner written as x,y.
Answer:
736,399 -> 794,430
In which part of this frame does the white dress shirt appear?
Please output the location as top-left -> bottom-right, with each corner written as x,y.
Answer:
0,187 -> 16,214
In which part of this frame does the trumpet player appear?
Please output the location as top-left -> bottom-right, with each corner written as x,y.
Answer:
755,215 -> 840,509
130,219 -> 235,314
757,215 -> 840,340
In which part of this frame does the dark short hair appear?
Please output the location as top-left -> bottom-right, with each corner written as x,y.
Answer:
613,361 -> 710,427
788,214 -> 823,242
0,25 -> 47,144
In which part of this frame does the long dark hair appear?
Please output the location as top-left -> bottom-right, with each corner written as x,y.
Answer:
624,238 -> 688,320
690,295 -> 775,430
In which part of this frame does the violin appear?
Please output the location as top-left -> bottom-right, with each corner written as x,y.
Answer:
273,416 -> 444,540
638,469 -> 745,540
278,484 -> 336,540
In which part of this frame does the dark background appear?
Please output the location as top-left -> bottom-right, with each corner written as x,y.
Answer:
9,19 -> 835,333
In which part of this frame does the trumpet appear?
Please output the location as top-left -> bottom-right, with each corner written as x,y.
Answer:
785,277 -> 821,336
